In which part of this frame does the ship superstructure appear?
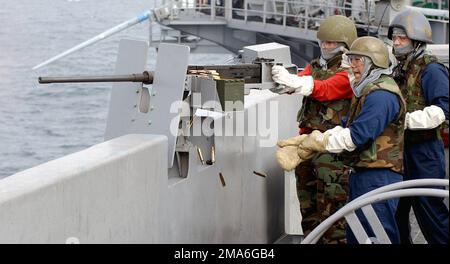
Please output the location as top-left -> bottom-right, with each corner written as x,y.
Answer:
149,0 -> 449,66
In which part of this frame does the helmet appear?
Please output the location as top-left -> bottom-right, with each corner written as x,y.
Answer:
388,9 -> 433,43
347,36 -> 390,68
317,15 -> 357,49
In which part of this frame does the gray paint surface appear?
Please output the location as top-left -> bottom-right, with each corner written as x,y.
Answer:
0,38 -> 305,243
0,90 -> 302,243
105,40 -> 190,168
0,135 -> 167,243
104,39 -> 149,140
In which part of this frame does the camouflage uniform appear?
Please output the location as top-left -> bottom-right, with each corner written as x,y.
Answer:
341,75 -> 406,172
296,54 -> 351,244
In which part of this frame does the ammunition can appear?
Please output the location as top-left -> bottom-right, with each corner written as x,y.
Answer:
215,79 -> 244,111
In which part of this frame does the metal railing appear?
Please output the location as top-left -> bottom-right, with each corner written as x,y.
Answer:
301,179 -> 449,244
153,0 -> 449,32
154,0 -> 374,29
149,0 -> 449,47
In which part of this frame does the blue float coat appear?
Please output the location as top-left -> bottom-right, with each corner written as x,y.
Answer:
421,63 -> 449,119
348,90 -> 400,147
343,90 -> 403,244
396,63 -> 449,244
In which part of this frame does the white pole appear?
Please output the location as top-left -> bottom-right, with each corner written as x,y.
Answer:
33,10 -> 153,70
408,6 -> 449,19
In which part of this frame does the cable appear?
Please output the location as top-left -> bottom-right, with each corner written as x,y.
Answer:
376,3 -> 389,37
366,0 -> 371,36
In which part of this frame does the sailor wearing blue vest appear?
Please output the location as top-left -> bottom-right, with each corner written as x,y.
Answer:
388,9 -> 449,244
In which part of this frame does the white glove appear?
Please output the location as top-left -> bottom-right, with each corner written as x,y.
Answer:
324,126 -> 357,153
272,65 -> 314,96
405,105 -> 446,130
298,127 -> 357,154
341,53 -> 351,69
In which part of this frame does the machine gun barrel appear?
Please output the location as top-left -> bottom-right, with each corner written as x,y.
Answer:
39,63 -> 262,85
38,71 -> 154,84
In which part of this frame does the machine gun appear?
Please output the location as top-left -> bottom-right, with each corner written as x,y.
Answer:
37,41 -> 298,178
39,60 -> 296,98
37,65 -> 260,113
39,64 -> 261,85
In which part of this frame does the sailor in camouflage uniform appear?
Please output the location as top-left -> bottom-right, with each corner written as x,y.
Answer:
272,15 -> 356,243
388,9 -> 449,244
277,36 -> 407,243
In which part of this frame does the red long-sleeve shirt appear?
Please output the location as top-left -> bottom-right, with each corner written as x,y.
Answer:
298,64 -> 353,102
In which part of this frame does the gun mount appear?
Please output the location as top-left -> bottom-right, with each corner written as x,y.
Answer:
37,41 -> 299,179
30,40 -> 305,243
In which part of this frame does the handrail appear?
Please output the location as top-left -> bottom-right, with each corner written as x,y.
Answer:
153,0 -> 449,45
157,0 -> 449,26
156,0 -> 386,31
301,187 -> 449,244
304,179 -> 449,243
157,0 -> 449,38
353,178 -> 449,202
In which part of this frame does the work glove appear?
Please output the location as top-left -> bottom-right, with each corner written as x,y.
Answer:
277,134 -> 318,159
404,105 -> 446,130
340,53 -> 351,69
297,146 -> 316,160
276,146 -> 302,171
271,65 -> 314,96
299,130 -> 330,153
277,134 -> 308,147
276,134 -> 316,171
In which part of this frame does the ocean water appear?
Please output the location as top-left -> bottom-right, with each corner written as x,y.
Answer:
0,0 -> 232,178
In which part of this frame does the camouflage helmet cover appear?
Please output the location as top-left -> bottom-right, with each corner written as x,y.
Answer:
317,15 -> 357,48
388,8 -> 433,43
347,36 -> 390,68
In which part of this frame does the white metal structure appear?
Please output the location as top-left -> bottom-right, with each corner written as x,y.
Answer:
301,179 -> 449,244
150,0 -> 449,66
33,1 -> 449,69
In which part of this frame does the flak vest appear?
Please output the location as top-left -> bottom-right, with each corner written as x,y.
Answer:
341,75 -> 406,173
297,54 -> 351,132
398,54 -> 448,143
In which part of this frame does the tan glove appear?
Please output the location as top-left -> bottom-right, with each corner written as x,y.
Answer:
297,146 -> 316,160
276,146 -> 302,171
277,134 -> 308,148
299,130 -> 329,153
